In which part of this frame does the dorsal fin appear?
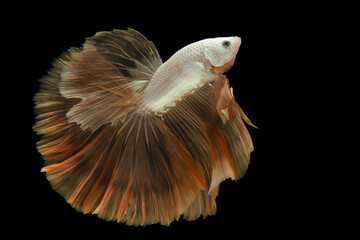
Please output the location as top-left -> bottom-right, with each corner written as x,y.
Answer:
59,28 -> 162,130
86,28 -> 162,78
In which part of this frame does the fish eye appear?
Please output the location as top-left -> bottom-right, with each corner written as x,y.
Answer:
222,40 -> 231,48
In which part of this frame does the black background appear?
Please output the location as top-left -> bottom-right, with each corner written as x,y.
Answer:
10,2 -> 321,238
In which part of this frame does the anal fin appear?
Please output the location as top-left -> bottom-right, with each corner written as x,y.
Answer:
183,186 -> 219,220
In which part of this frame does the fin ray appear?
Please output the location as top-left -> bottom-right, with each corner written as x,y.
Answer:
58,29 -> 162,131
162,75 -> 254,218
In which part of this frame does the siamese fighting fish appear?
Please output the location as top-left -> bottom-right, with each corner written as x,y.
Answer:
34,28 -> 256,226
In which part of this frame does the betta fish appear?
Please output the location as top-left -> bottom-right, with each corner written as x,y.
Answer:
34,28 -> 256,226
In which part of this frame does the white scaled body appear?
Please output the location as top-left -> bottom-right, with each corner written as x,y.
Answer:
137,37 -> 241,115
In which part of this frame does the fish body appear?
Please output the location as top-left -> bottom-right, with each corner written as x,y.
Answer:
34,29 -> 255,226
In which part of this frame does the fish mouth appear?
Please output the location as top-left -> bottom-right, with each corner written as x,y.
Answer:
233,36 -> 241,52
229,36 -> 241,66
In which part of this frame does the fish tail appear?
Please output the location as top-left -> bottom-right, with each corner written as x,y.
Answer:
34,53 -> 207,224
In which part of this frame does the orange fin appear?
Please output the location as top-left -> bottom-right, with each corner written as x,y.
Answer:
214,75 -> 257,128
59,28 -> 162,131
183,186 -> 219,220
163,77 -> 254,195
37,111 -> 207,225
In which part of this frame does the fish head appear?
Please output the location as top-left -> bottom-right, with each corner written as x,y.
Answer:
203,37 -> 241,74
